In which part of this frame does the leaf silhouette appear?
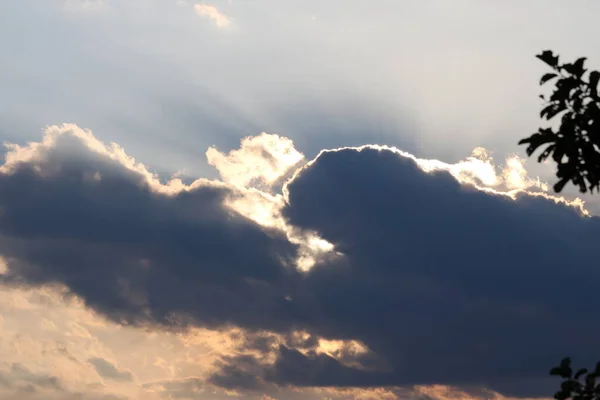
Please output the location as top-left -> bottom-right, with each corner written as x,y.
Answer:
589,71 -> 600,96
548,358 -> 600,400
575,369 -> 588,380
519,52 -> 600,193
541,73 -> 559,85
537,50 -> 560,68
563,57 -> 587,78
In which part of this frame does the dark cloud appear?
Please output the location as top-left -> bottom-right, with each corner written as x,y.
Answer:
205,147 -> 600,397
209,354 -> 264,390
2,127 -> 600,397
275,147 -> 600,396
89,358 -> 133,382
265,346 -> 394,388
0,126 -> 300,330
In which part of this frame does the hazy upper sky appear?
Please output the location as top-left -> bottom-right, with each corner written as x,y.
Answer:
4,0 -> 600,175
2,1 -> 600,400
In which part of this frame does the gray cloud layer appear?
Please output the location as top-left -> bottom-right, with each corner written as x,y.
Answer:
1,127 -> 599,397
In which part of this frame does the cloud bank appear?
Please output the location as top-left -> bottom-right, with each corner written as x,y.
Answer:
0,124 -> 597,398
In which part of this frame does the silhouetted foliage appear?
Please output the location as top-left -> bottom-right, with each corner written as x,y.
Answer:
522,54 -> 600,400
519,50 -> 600,193
550,358 -> 600,400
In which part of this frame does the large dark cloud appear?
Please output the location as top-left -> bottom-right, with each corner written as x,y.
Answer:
0,127 -> 300,330
2,127 -> 600,397
274,147 -> 600,396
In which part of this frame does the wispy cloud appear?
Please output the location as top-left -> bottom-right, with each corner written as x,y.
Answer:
194,3 -> 231,28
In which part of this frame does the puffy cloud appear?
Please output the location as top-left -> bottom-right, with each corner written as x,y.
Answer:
205,146 -> 597,396
439,147 -> 549,193
0,124 -> 300,331
194,4 -> 231,28
207,132 -> 304,189
1,124 -> 598,398
268,145 -> 597,396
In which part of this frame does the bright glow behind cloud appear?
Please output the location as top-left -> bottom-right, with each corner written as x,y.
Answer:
207,133 -> 305,189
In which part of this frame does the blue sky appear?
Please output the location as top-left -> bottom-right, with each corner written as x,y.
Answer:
1,1 -> 600,400
5,0 -> 600,177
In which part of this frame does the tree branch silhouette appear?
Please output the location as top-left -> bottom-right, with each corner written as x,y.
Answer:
519,50 -> 600,193
550,358 -> 600,400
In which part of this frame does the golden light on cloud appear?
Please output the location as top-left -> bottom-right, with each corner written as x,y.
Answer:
224,189 -> 338,272
194,3 -> 232,28
211,133 -> 335,272
0,124 -> 218,197
413,385 -> 498,400
316,337 -> 369,359
0,282 -> 257,400
0,257 -> 7,275
314,387 -> 399,400
418,146 -> 548,193
502,155 -> 550,192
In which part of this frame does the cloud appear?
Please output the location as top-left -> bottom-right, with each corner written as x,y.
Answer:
207,133 -> 305,189
142,378 -> 205,399
0,277 -> 275,400
1,124 -> 599,398
206,146 -> 598,397
2,363 -> 64,391
194,4 -> 231,28
265,145 -> 596,396
89,358 -> 133,382
0,363 -> 124,400
0,124 -> 299,331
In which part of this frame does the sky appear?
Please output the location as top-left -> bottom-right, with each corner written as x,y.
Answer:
1,1 -> 600,400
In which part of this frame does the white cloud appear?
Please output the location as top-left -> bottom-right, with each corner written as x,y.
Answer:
193,3 -> 231,28
207,133 -> 305,189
